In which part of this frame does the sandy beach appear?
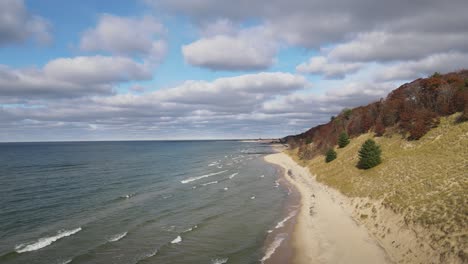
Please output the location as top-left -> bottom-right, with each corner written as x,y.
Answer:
265,152 -> 393,264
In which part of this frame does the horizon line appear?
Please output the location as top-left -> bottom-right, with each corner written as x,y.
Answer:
0,138 -> 282,144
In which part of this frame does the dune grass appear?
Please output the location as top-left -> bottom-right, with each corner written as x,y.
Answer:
287,113 -> 468,253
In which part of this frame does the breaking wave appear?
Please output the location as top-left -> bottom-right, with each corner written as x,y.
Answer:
275,210 -> 296,229
15,227 -> 82,253
201,181 -> 218,186
108,231 -> 127,242
261,235 -> 285,263
181,170 -> 228,184
183,225 -> 198,233
171,236 -> 182,244
211,257 -> 228,264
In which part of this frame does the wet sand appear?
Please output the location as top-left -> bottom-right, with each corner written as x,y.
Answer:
262,168 -> 300,264
264,152 -> 393,264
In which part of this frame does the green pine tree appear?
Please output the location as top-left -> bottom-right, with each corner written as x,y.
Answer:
338,132 -> 350,148
357,139 -> 382,169
325,149 -> 337,163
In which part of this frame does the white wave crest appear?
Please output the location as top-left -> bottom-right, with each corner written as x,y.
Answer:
108,231 -> 127,242
275,211 -> 296,229
201,181 -> 218,186
15,227 -> 82,253
261,235 -> 285,263
181,170 -> 228,184
171,236 -> 182,244
211,257 -> 228,264
274,180 -> 280,188
183,225 -> 198,233
229,172 -> 238,179
250,196 -> 256,200
144,249 -> 158,259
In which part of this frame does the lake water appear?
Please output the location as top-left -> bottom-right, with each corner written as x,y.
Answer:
0,141 -> 289,264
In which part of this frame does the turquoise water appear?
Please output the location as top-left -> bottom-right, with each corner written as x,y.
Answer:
0,141 -> 288,264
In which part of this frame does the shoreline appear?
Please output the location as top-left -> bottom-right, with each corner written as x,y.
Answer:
262,161 -> 301,264
264,152 -> 392,264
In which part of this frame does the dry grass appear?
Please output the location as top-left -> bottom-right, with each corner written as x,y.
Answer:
287,113 -> 468,257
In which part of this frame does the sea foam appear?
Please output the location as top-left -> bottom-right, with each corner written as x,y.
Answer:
181,170 -> 228,184
171,236 -> 182,244
15,227 -> 82,253
201,181 -> 218,186
211,257 -> 228,264
183,225 -> 198,233
229,172 -> 238,179
261,235 -> 285,263
275,210 -> 296,229
108,231 -> 127,242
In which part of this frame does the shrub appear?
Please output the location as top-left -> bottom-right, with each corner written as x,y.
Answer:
357,139 -> 382,169
431,72 -> 442,78
343,108 -> 352,119
298,145 -> 315,160
374,118 -> 385,137
408,109 -> 438,140
325,149 -> 337,163
338,132 -> 350,148
457,104 -> 468,123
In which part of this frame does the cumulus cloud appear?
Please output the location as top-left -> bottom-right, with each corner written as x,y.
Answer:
0,56 -> 151,99
1,72 -> 310,140
153,0 -> 468,46
80,14 -> 167,62
44,56 -> 152,84
264,81 -> 393,113
296,56 -> 362,79
328,31 -> 468,62
199,19 -> 238,37
3,0 -> 468,141
374,52 -> 468,81
1,69 -> 404,141
97,72 -> 307,110
182,26 -> 277,71
0,0 -> 52,46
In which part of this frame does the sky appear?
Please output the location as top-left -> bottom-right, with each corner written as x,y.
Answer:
1,0 -> 468,141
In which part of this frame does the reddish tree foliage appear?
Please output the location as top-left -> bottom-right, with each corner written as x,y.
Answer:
408,109 -> 439,140
283,70 -> 468,159
374,117 -> 385,137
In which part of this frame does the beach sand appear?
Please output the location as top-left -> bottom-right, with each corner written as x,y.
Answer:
265,152 -> 393,264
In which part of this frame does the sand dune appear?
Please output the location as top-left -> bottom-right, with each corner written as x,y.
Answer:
265,153 -> 392,264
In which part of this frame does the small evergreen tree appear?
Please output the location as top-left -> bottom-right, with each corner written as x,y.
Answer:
342,108 -> 352,119
338,132 -> 350,148
431,72 -> 441,78
357,139 -> 382,169
325,149 -> 337,163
